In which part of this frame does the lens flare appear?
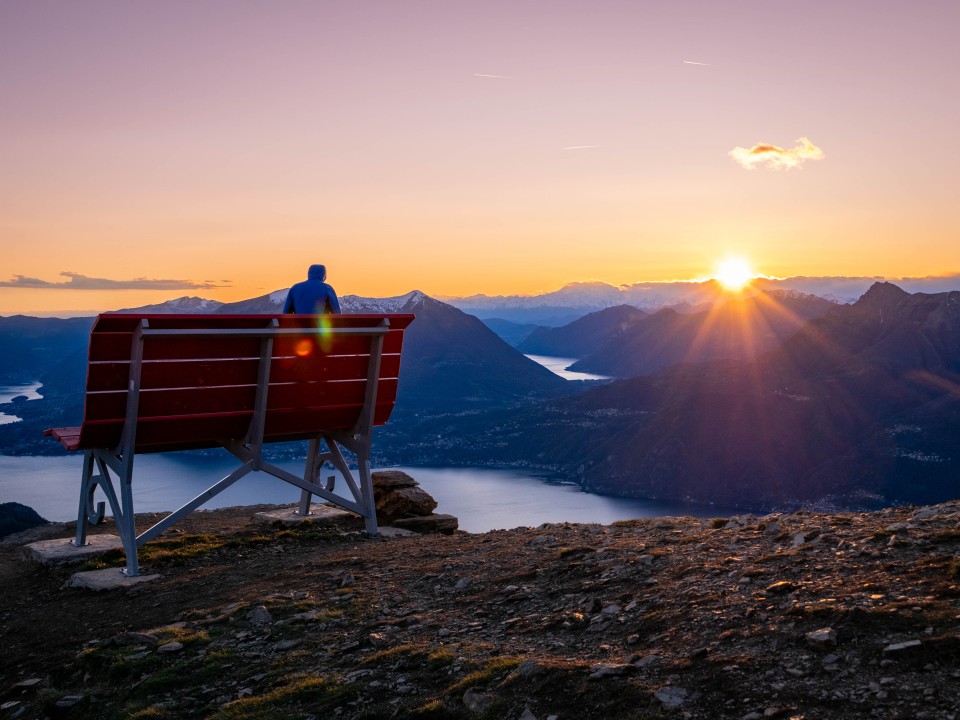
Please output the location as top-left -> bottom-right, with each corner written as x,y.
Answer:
314,315 -> 334,353
294,338 -> 313,357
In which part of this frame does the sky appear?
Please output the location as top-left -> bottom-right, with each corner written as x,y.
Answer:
2,0 -> 959,315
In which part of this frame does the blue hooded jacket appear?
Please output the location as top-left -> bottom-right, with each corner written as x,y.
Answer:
283,264 -> 341,314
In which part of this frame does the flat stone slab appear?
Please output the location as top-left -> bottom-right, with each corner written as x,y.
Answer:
391,513 -> 459,534
377,526 -> 419,538
21,534 -> 124,566
254,505 -> 355,527
67,567 -> 161,591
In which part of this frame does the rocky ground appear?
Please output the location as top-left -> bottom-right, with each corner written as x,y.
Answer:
1,499 -> 960,720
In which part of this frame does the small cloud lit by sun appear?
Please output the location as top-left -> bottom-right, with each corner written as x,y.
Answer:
714,258 -> 755,291
729,137 -> 824,171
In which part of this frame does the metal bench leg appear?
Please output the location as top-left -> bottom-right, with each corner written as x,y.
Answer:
73,451 -> 100,547
298,438 -> 321,516
118,456 -> 139,577
357,452 -> 378,536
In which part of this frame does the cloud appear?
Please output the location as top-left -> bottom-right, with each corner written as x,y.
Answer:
0,272 -> 229,290
729,137 -> 825,170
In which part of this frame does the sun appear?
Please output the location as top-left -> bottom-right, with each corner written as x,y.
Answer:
714,258 -> 755,291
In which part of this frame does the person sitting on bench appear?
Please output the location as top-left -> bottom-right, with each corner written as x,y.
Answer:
283,264 -> 341,314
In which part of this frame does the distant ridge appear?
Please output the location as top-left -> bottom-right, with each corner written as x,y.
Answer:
117,296 -> 225,314
446,274 -> 960,323
480,318 -> 540,348
570,289 -> 836,377
519,305 -> 648,358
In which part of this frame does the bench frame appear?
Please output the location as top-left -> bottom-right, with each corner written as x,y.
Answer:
55,315 -> 404,576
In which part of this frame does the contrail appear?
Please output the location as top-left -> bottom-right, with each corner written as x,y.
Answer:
562,145 -> 599,150
473,73 -> 514,79
682,60 -> 711,66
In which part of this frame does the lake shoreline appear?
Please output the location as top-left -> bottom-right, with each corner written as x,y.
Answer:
0,455 -> 749,533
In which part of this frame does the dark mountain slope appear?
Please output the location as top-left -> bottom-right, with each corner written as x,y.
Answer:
770,282 -> 960,379
571,290 -> 836,378
569,284 -> 960,506
518,305 -> 647,358
480,318 -> 541,348
375,294 -> 569,412
0,316 -> 93,383
402,284 -> 960,508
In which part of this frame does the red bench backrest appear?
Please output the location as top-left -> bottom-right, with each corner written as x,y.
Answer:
76,313 -> 414,453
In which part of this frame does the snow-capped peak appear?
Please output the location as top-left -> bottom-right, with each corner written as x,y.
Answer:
341,290 -> 425,313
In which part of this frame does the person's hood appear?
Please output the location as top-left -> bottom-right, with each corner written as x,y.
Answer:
307,264 -> 326,281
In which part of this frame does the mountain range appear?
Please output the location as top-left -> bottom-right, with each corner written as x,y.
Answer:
518,305 -> 649,359
566,290 -> 836,377
3,282 -> 959,512
446,274 -> 960,324
396,283 -> 960,509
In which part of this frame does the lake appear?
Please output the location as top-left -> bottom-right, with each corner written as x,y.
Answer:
0,382 -> 43,425
0,453 -> 738,532
524,355 -> 610,381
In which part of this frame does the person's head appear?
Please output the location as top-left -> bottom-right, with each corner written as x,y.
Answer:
307,264 -> 326,281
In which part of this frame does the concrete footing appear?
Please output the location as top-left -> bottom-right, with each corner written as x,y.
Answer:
67,567 -> 161,591
21,534 -> 124,566
253,505 -> 356,527
377,526 -> 420,538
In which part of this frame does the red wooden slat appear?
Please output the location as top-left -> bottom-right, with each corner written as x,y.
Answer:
262,402 -> 396,437
92,315 -> 279,332
270,354 -> 401,383
87,358 -> 260,392
75,402 -> 398,451
85,354 -> 403,392
91,313 -> 414,333
46,427 -> 81,451
83,377 -> 398,422
77,413 -> 252,451
88,333 -> 140,362
272,332 -> 403,357
90,312 -> 413,332
84,386 -> 255,421
267,379 -> 398,409
134,415 -> 252,448
88,329 -> 404,361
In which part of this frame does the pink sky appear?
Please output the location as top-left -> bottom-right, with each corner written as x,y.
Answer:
2,1 -> 959,314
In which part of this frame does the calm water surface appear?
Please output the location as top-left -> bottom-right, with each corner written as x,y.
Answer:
0,382 -> 42,425
524,355 -> 610,381
0,454 -> 736,532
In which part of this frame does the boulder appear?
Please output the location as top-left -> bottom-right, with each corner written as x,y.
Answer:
373,471 -> 438,521
0,502 -> 47,540
371,470 -> 419,490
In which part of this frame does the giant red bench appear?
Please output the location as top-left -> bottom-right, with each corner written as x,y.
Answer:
45,312 -> 415,576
